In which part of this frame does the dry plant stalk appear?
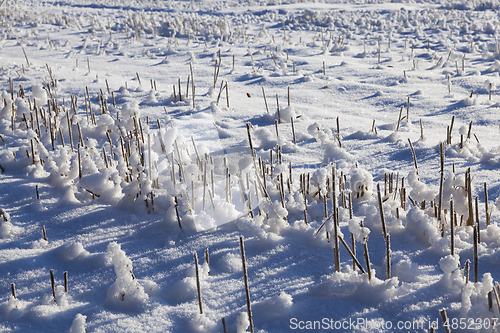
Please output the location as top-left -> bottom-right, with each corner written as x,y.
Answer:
246,123 -> 255,157
484,182 -> 490,226
50,269 -> 56,302
338,235 -> 365,273
377,183 -> 387,240
240,236 -> 254,333
386,234 -> 391,279
262,87 -> 269,113
408,139 -> 418,176
276,94 -> 281,123
473,212 -> 478,283
438,142 -> 444,221
64,271 -> 68,293
363,238 -> 371,280
450,198 -> 455,256
222,318 -> 227,333
396,106 -> 403,132
493,282 -> 500,314
464,260 -> 470,284
22,47 -> 30,67
439,308 -> 451,333
332,166 -> 340,272
467,168 -> 473,226
194,252 -> 203,314
42,225 -> 47,241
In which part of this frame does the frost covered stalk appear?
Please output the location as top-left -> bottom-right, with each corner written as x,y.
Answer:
148,134 -> 152,181
463,261 -> 472,286
240,236 -> 254,333
203,161 -> 207,212
194,252 -> 203,314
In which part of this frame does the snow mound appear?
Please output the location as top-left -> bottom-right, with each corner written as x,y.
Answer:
253,292 -> 293,320
309,270 -> 400,306
105,242 -> 149,311
69,314 -> 87,333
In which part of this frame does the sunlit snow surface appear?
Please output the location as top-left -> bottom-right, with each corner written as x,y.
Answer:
1,0 -> 500,332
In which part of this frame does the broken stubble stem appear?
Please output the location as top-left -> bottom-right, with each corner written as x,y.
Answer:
22,47 -> 30,67
240,236 -> 254,333
377,183 -> 387,240
338,235 -> 365,273
42,225 -> 47,241
194,252 -> 203,314
363,238 -> 371,281
493,282 -> 500,315
438,142 -> 444,221
474,207 -> 478,284
484,182 -> 490,226
386,234 -> 391,280
440,308 -> 451,333
262,87 -> 269,113
332,166 -> 340,272
11,283 -> 16,299
50,269 -> 56,302
408,139 -> 418,176
246,123 -> 255,157
467,168 -> 473,226
396,106 -> 403,132
222,318 -> 228,333
450,199 -> 455,256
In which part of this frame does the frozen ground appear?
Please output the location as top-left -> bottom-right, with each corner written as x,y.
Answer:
1,0 -> 500,332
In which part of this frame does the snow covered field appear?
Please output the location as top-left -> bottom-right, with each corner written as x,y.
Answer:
1,0 -> 500,332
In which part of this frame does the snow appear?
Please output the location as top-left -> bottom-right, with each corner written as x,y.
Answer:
1,0 -> 500,332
